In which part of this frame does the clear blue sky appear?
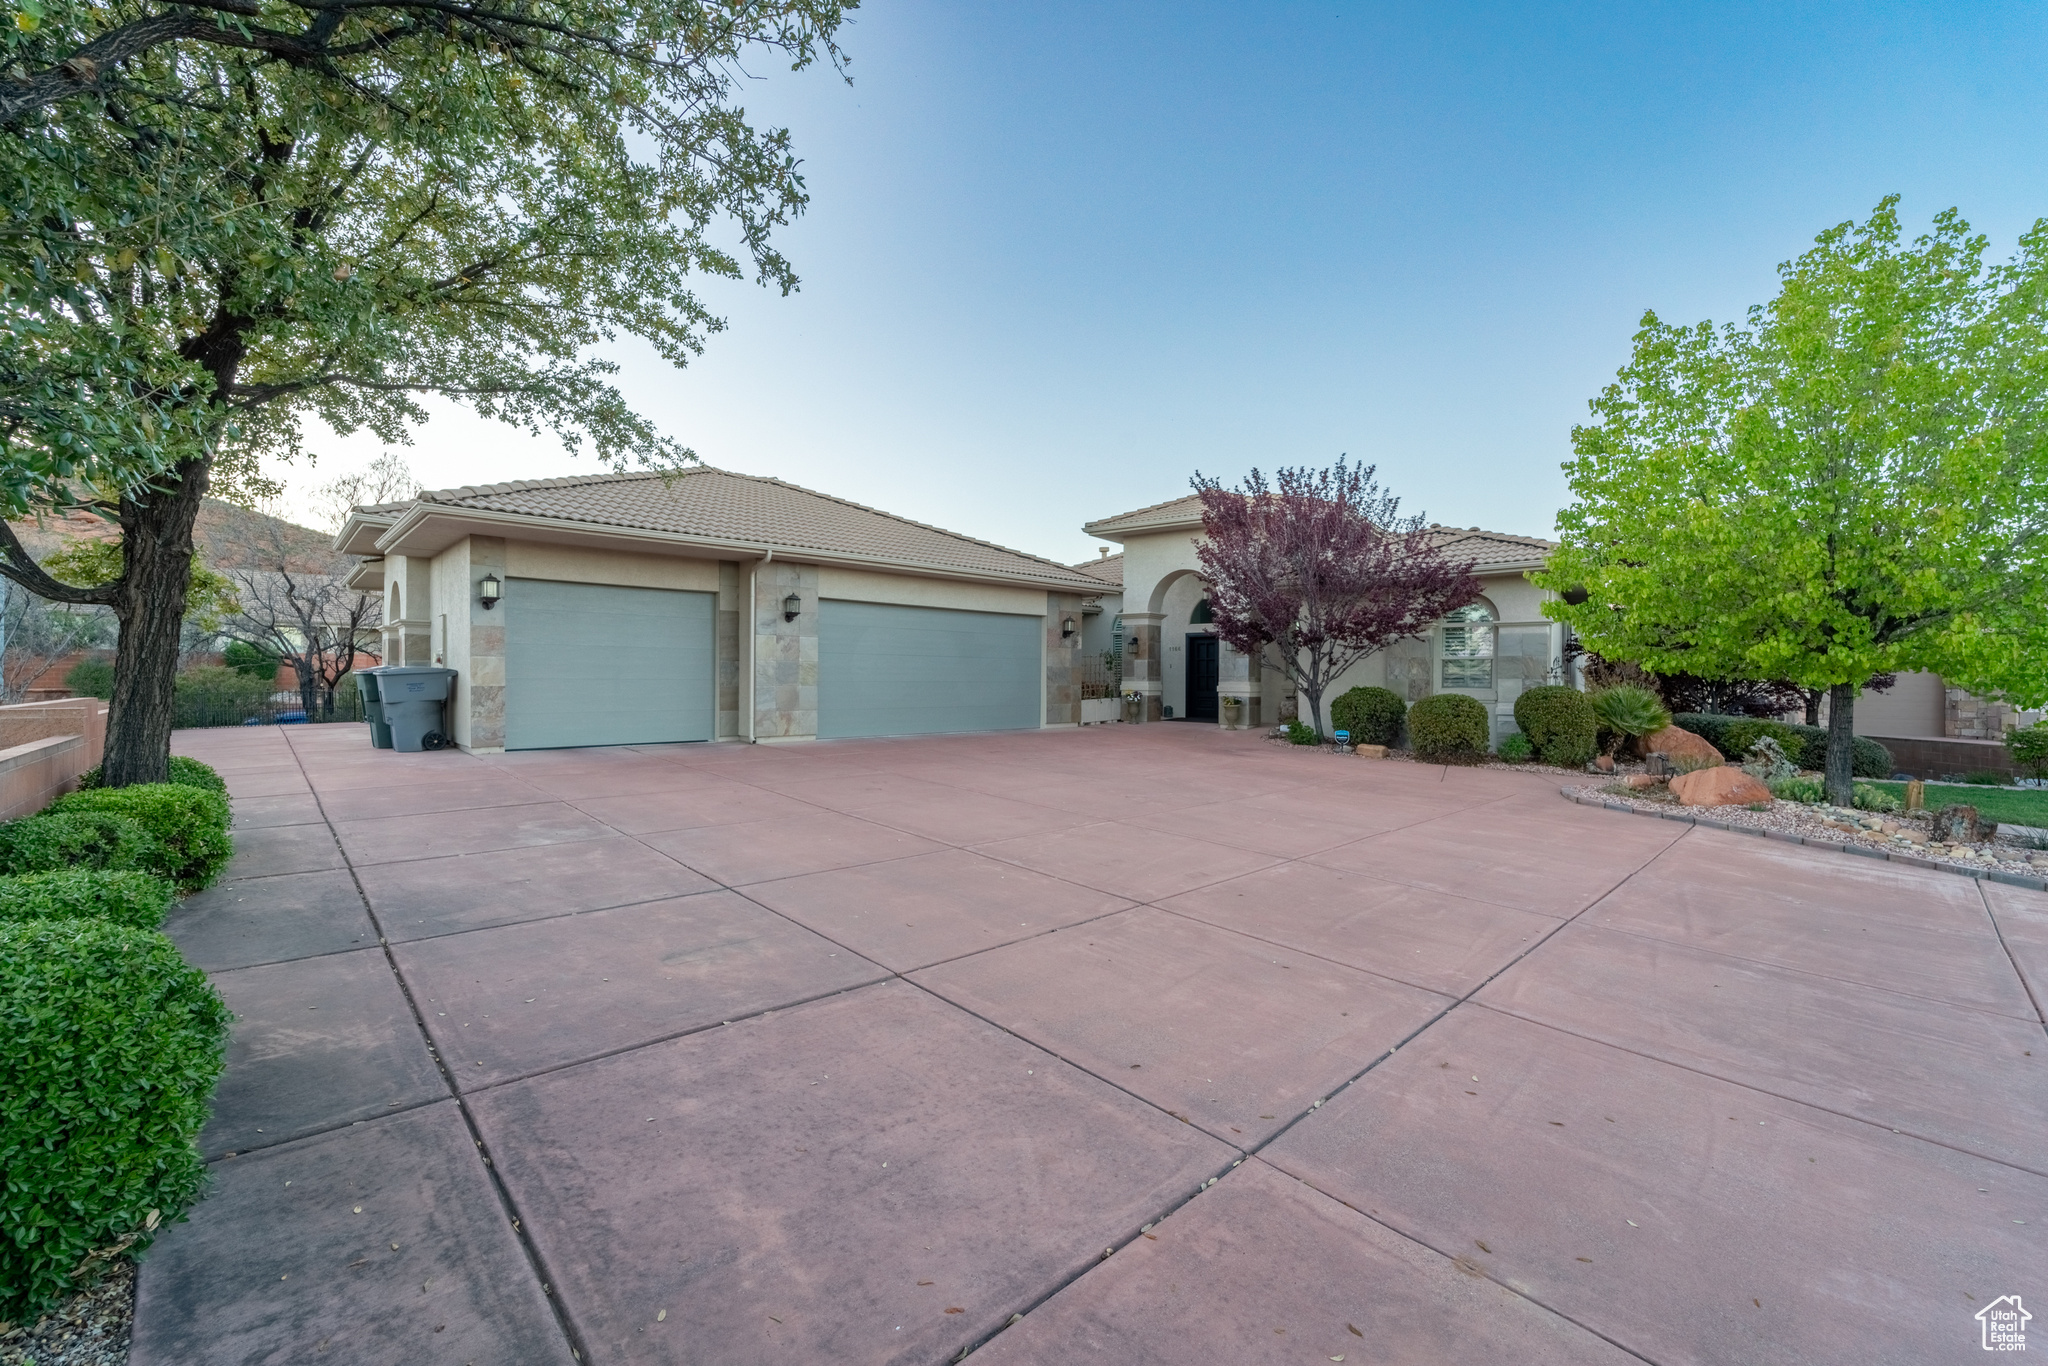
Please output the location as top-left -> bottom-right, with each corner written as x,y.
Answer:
297,1 -> 2048,562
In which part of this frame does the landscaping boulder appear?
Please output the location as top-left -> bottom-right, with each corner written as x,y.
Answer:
1643,725 -> 1723,769
1670,766 -> 1772,807
1930,804 -> 1984,844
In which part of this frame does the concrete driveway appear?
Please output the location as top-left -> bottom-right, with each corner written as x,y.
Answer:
136,722 -> 2045,1365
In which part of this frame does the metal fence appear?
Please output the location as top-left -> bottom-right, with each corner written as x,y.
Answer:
1079,653 -> 1121,701
176,686 -> 370,730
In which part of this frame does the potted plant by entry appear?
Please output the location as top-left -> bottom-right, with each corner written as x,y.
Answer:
1221,696 -> 1244,729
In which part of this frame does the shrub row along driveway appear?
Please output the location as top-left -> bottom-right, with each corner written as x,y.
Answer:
138,723 -> 2045,1365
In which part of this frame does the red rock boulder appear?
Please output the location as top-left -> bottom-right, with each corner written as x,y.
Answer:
1670,765 -> 1773,807
1642,725 -> 1723,769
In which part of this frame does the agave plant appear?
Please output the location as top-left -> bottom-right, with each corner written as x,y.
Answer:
1589,685 -> 1672,755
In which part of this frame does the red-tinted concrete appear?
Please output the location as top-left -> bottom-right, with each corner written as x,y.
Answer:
1263,1007 -> 2046,1366
974,1159 -> 1639,1365
132,1103 -> 568,1366
396,892 -> 888,1086
976,819 -> 1281,902
914,907 -> 1450,1146
638,808 -> 946,885
1309,797 -> 1683,915
333,799 -> 615,865
201,948 -> 446,1157
745,847 -> 1133,970
1162,859 -> 1559,996
218,821 -> 347,880
358,836 -> 715,941
1584,832 -> 2039,1019
151,722 -> 2048,1366
1481,921 -> 2048,1170
166,868 -> 377,971
470,982 -> 1233,1366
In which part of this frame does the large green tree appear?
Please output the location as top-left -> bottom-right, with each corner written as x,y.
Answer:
2,0 -> 852,783
1538,199 -> 2048,804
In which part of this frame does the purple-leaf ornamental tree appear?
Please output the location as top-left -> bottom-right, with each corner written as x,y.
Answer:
1193,459 -> 1480,740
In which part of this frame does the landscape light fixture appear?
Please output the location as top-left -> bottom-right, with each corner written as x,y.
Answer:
1061,615 -> 1076,638
479,574 -> 501,610
783,592 -> 802,622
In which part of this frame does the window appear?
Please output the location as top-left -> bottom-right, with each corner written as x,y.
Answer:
1190,597 -> 1214,625
1440,603 -> 1495,689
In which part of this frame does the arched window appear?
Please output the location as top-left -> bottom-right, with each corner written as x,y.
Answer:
1440,602 -> 1495,689
1190,597 -> 1214,624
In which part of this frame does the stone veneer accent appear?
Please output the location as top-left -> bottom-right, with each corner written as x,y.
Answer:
1121,612 -> 1165,721
1044,592 -> 1085,725
716,561 -> 742,739
467,536 -> 507,750
753,561 -> 818,739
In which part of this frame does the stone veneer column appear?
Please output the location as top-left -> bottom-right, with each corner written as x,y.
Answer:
1121,612 -> 1165,721
716,562 -> 742,738
1217,641 -> 1255,728
467,536 -> 507,751
1044,593 -> 1084,726
754,562 -> 818,740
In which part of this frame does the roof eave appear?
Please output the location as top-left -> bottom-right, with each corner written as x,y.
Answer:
1081,515 -> 1205,541
334,511 -> 397,555
374,503 -> 1104,593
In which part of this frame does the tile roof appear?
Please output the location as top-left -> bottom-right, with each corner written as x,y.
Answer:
1070,551 -> 1124,588
372,467 -> 1105,590
1083,495 -> 1555,570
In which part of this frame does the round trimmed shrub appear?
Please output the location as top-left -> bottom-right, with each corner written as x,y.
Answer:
1512,685 -> 1597,768
1721,719 -> 1805,763
77,755 -> 227,796
0,812 -> 161,877
1330,686 -> 1407,747
0,919 -> 231,1320
49,785 -> 232,890
0,871 -> 175,931
1408,693 -> 1491,763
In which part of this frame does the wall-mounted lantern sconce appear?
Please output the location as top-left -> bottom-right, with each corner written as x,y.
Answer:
1061,615 -> 1076,638
479,573 -> 501,610
782,591 -> 802,622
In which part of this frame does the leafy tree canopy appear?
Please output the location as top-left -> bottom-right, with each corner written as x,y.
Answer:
1,0 -> 853,780
1537,198 -> 2048,798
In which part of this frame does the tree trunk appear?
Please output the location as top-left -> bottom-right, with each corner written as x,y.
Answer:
103,458 -> 209,786
1803,689 -> 1822,726
294,656 -> 319,717
1824,681 -> 1856,807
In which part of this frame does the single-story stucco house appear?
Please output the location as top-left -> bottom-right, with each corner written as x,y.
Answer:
1081,493 -> 1563,743
334,468 -> 1106,753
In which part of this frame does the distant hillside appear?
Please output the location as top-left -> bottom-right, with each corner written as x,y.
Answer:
9,499 -> 336,573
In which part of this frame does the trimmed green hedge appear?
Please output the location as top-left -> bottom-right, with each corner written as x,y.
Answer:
1409,693 -> 1491,763
0,813 -> 161,877
77,756 -> 227,796
1673,713 -> 1893,778
1330,687 -> 1407,747
50,785 -> 232,890
0,871 -> 174,931
1512,685 -> 1597,767
0,919 -> 231,1320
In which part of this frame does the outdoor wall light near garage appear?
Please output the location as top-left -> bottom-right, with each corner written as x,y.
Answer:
782,591 -> 802,622
479,573 -> 501,610
1061,615 -> 1076,638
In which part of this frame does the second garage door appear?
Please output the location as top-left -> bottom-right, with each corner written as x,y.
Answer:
818,600 -> 1040,739
504,579 -> 715,749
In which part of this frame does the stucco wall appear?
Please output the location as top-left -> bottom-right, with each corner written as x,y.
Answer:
505,542 -> 723,593
1854,670 -> 1946,739
816,567 -> 1045,616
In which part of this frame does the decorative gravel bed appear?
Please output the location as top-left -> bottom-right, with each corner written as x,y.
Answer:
0,1263 -> 133,1366
1563,782 -> 2048,889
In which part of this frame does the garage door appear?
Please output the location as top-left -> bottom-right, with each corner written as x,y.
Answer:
818,600 -> 1040,739
504,579 -> 715,749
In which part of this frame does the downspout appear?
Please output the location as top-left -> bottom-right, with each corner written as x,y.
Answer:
745,550 -> 771,742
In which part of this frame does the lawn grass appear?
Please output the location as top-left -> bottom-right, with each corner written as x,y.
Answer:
1867,781 -> 2048,828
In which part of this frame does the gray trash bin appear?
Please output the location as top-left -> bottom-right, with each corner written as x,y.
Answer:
374,666 -> 456,752
357,668 -> 394,749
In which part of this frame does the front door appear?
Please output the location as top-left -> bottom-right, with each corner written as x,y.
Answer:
1185,634 -> 1219,721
